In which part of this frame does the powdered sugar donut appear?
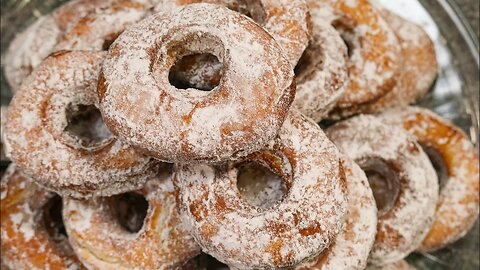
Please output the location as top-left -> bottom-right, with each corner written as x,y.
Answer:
4,51 -> 157,198
295,158 -> 377,270
350,10 -> 437,114
380,107 -> 479,252
4,0 -> 151,92
99,4 -> 295,163
54,0 -> 152,51
63,165 -> 201,269
292,0 -> 349,122
1,164 -> 84,270
309,0 -> 401,114
174,110 -> 347,269
155,0 -> 311,66
326,115 -> 438,266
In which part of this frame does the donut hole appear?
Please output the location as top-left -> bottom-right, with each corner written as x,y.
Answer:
169,53 -> 223,91
236,162 -> 287,209
64,104 -> 113,150
332,20 -> 355,58
294,43 -> 318,77
358,158 -> 401,216
422,145 -> 448,190
109,192 -> 149,233
42,195 -> 68,241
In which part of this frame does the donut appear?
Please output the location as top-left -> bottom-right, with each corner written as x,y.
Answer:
348,10 -> 437,114
4,0 -> 151,92
380,106 -> 479,252
173,110 -> 347,269
295,158 -> 377,270
4,51 -> 157,198
155,0 -> 311,66
1,164 -> 84,270
291,0 -> 349,122
368,260 -> 417,270
54,0 -> 152,51
63,164 -> 201,269
308,0 -> 401,114
326,115 -> 438,266
99,4 -> 295,163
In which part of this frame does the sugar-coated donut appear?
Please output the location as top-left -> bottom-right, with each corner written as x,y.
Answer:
54,0 -> 152,51
4,0 -> 151,92
1,164 -> 84,270
173,110 -> 347,269
99,4 -> 295,163
350,10 -> 437,114
380,106 -> 479,252
155,0 -> 311,66
4,51 -> 157,198
295,158 -> 377,270
63,165 -> 201,270
309,0 -> 401,114
326,115 -> 438,266
292,0 -> 349,122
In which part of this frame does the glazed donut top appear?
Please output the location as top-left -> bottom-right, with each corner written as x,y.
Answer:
155,0 -> 311,66
99,3 -> 295,163
4,51 -> 156,198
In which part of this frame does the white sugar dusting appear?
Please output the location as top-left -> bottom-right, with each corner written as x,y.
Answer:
327,115 -> 438,266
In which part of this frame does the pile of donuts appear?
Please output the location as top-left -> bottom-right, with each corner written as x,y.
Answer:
1,0 -> 479,269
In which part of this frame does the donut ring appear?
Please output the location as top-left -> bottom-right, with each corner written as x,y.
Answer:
173,110 -> 347,269
4,0 -> 150,92
310,0 -> 401,112
326,115 -> 438,266
63,165 -> 201,269
1,164 -> 83,270
380,106 -> 479,252
349,10 -> 437,114
292,0 -> 349,122
155,0 -> 311,66
295,158 -> 377,270
4,51 -> 157,198
99,3 -> 295,163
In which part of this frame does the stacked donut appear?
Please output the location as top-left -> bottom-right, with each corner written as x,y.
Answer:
1,0 -> 478,269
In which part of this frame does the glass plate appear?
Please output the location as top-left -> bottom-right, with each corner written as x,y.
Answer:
1,0 -> 478,269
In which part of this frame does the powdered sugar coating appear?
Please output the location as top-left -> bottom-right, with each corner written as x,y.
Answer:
99,4 -> 295,163
155,0 -> 311,66
347,10 -> 437,114
380,106 -> 479,252
295,158 -> 377,270
311,0 -> 401,113
4,51 -> 157,198
292,0 -> 349,122
1,164 -> 83,270
4,0 -> 151,92
4,15 -> 62,92
54,0 -> 152,51
63,166 -> 201,269
326,115 -> 438,266
174,110 -> 347,269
